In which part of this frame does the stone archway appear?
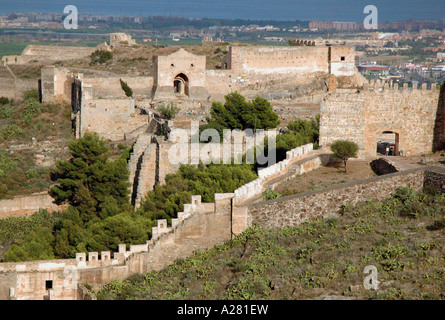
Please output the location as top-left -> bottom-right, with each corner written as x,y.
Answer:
376,130 -> 400,156
173,73 -> 189,96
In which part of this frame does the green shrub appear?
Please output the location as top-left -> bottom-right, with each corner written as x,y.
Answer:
261,115 -> 320,164
0,150 -> 16,177
49,132 -> 131,223
24,89 -> 39,101
18,95 -> 41,126
120,79 -> 133,97
330,140 -> 359,173
138,163 -> 257,220
157,103 -> 180,119
0,97 -> 10,105
0,103 -> 12,119
24,97 -> 40,115
1,124 -> 23,140
263,188 -> 281,201
25,168 -> 40,179
91,50 -> 113,64
3,227 -> 55,262
118,143 -> 127,150
201,92 -> 280,137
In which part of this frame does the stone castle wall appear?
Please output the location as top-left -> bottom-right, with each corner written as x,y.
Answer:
153,48 -> 208,100
79,98 -> 147,141
36,44 -> 363,145
146,194 -> 233,271
247,167 -> 428,230
1,45 -> 97,66
0,66 -> 38,100
130,129 -> 282,207
0,242 -> 150,300
0,192 -> 66,219
82,76 -> 154,99
2,158 -> 444,300
223,45 -> 356,77
0,66 -> 16,99
41,66 -> 75,104
225,45 -> 329,74
320,81 -> 444,158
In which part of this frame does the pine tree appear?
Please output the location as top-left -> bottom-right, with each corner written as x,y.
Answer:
49,132 -> 131,223
120,79 -> 133,97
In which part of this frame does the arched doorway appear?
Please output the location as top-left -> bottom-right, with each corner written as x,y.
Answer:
173,73 -> 189,96
376,131 -> 400,156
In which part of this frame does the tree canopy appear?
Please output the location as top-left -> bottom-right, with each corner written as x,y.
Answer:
50,132 -> 132,223
138,162 -> 257,222
330,140 -> 359,173
201,92 -> 280,138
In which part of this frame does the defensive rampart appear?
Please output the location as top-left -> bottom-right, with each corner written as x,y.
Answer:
0,192 -> 66,219
1,45 -> 97,66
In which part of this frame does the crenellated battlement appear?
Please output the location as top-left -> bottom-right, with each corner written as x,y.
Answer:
149,143 -> 317,246
0,240 -> 150,275
149,194 -> 230,243
0,142 -> 322,299
363,78 -> 440,93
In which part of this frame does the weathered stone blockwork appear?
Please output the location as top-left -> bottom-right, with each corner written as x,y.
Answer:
147,194 -> 233,271
222,45 -> 355,77
0,192 -> 66,218
40,66 -> 77,104
79,98 -> 148,141
320,82 -> 444,158
1,45 -> 96,66
0,66 -> 16,99
0,242 -> 149,300
152,48 -> 208,100
247,167 -> 431,229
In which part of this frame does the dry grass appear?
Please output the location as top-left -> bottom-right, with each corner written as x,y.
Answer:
62,43 -> 233,75
275,159 -> 377,196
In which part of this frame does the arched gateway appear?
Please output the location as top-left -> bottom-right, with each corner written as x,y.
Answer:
173,73 -> 189,96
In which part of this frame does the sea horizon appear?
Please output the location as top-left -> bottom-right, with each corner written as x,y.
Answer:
0,0 -> 444,22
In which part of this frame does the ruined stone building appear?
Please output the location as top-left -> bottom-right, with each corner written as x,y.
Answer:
31,37 -> 445,211
34,41 -> 367,204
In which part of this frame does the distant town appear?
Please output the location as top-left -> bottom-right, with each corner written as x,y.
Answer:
1,13 -> 445,85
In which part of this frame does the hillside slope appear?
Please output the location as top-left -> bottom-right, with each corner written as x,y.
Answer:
96,187 -> 445,300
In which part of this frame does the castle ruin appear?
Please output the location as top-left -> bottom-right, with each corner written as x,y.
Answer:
1,33 -> 445,299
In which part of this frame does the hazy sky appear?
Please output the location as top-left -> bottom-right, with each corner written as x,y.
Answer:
0,0 -> 444,21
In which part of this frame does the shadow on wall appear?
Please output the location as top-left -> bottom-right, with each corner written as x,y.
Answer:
433,82 -> 445,152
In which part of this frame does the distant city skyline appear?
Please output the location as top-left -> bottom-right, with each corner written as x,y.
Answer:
0,0 -> 444,22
